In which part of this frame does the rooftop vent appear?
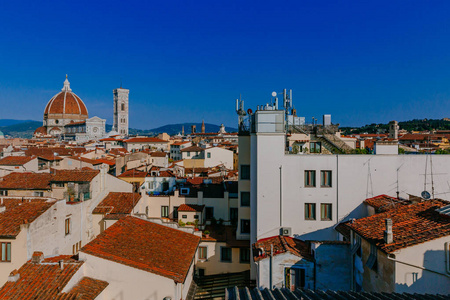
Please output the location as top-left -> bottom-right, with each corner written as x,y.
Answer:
8,270 -> 20,282
31,251 -> 44,264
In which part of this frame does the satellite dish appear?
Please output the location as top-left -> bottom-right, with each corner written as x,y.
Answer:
247,108 -> 253,115
421,190 -> 431,200
271,91 -> 277,97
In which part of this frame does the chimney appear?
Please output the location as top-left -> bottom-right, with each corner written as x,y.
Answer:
59,260 -> 64,270
8,269 -> 20,282
384,218 -> 393,244
31,251 -> 44,264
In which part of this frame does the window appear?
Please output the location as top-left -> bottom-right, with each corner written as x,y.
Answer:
230,208 -> 238,221
240,192 -> 250,207
194,215 -> 199,219
198,246 -> 207,260
240,248 -> 250,263
65,218 -> 70,235
366,244 -> 378,272
173,206 -> 179,219
1,242 -> 11,262
121,102 -> 125,111
304,170 -> 316,187
34,191 -> 44,197
55,182 -> 64,188
310,142 -> 321,153
0,190 -> 7,196
182,215 -> 187,219
207,152 -> 211,158
205,207 -> 214,220
161,206 -> 169,218
321,170 -> 332,187
321,203 -> 332,221
304,203 -> 316,220
240,165 -> 250,180
240,219 -> 250,234
221,247 -> 232,262
187,152 -> 191,157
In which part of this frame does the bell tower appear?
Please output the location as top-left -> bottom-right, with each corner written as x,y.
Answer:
113,87 -> 129,136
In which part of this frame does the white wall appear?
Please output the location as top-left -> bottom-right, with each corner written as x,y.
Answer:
204,147 -> 234,169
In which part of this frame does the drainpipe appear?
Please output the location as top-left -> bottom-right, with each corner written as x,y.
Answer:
279,166 -> 283,227
270,244 -> 273,288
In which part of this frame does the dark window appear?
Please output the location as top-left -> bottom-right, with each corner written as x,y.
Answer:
310,142 -> 321,153
230,208 -> 238,221
121,103 -> 125,111
0,190 -> 7,196
321,203 -> 332,221
240,219 -> 250,234
304,203 -> 316,220
194,214 -> 199,219
240,248 -> 250,263
241,165 -> 250,180
207,152 -> 211,158
161,206 -> 169,218
182,215 -> 187,219
305,170 -> 316,187
205,207 -> 214,220
321,170 -> 332,187
221,247 -> 232,262
240,192 -> 250,207
65,218 -> 70,235
366,244 -> 378,272
1,242 -> 11,262
199,246 -> 207,259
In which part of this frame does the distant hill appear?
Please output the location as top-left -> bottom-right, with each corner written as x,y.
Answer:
0,120 -> 237,138
341,118 -> 450,135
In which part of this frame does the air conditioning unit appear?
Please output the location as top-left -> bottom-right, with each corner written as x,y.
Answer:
280,227 -> 291,236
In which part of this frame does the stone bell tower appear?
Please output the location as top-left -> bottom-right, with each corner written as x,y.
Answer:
113,87 -> 129,136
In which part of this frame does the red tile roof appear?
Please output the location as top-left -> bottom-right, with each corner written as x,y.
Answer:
346,199 -> 450,253
253,236 -> 312,262
81,216 -> 200,283
37,155 -> 64,161
0,255 -> 84,300
0,201 -> 56,238
0,156 -> 35,166
150,151 -> 167,157
180,146 -> 204,152
124,137 -> 168,143
172,141 -> 190,146
25,147 -> 86,157
0,172 -> 53,190
62,276 -> 109,299
51,169 -> 99,182
178,204 -> 204,212
364,194 -> 411,213
68,156 -> 102,165
118,169 -> 147,178
94,158 -> 115,166
92,192 -> 141,215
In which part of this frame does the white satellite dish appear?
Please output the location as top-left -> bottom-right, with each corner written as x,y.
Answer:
271,91 -> 277,97
421,190 -> 431,200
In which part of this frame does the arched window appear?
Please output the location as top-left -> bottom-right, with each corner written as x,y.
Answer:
121,103 -> 125,111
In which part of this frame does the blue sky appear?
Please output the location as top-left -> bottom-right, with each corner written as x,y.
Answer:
1,1 -> 450,129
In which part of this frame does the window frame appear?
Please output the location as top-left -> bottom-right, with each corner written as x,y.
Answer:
161,206 -> 169,218
240,191 -> 250,207
1,242 -> 11,262
320,203 -> 332,221
198,246 -> 208,260
240,165 -> 250,180
321,170 -> 332,188
65,218 -> 71,236
240,219 -> 250,234
304,203 -> 316,220
240,248 -> 250,263
220,246 -> 232,262
304,170 -> 316,187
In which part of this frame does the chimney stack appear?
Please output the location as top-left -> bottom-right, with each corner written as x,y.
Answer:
31,251 -> 44,264
384,218 -> 393,244
8,270 -> 20,282
59,260 -> 64,270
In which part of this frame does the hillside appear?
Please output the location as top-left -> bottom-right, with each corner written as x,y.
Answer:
0,120 -> 237,138
341,118 -> 450,135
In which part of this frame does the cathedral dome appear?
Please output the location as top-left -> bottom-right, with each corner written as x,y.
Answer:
44,76 -> 88,117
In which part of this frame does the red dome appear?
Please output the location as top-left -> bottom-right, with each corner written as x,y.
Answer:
44,91 -> 88,116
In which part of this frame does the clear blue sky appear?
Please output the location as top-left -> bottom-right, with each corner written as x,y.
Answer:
1,1 -> 450,129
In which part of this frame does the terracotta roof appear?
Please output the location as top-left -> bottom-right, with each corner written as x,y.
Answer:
0,201 -> 55,238
364,194 -> 411,213
0,156 -> 34,166
253,236 -> 312,262
180,146 -> 204,152
81,216 -> 200,283
201,225 -> 249,248
0,254 -> 85,299
68,156 -> 101,165
178,204 -> 204,212
150,151 -> 167,157
44,89 -> 88,116
25,147 -> 86,157
335,221 -> 351,240
38,155 -> 64,161
0,198 -> 48,209
346,199 -> 450,253
34,126 -> 48,135
92,192 -> 141,215
51,169 -> 99,182
65,121 -> 86,126
62,276 -> 109,299
118,169 -> 147,178
172,141 -> 190,146
124,137 -> 168,143
0,172 -> 53,190
94,158 -> 115,166
99,137 -> 121,142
